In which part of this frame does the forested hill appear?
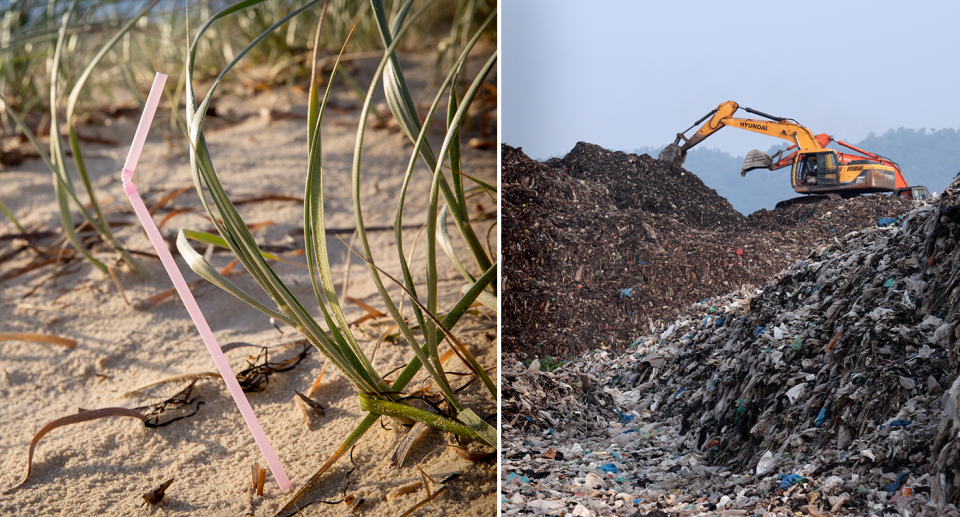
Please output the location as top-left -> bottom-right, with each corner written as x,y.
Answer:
620,128 -> 960,215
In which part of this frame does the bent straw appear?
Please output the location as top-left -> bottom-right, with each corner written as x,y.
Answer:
120,72 -> 291,492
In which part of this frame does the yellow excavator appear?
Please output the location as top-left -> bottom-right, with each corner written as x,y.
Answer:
659,101 -> 929,203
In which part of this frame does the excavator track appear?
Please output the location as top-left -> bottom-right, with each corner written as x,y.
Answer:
774,194 -> 840,210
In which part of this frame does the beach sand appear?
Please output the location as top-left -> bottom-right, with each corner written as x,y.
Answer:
0,52 -> 497,516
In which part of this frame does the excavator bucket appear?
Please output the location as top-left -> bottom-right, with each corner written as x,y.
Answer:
658,143 -> 685,165
741,150 -> 773,176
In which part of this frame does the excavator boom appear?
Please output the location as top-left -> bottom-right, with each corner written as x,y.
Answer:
659,101 -> 821,165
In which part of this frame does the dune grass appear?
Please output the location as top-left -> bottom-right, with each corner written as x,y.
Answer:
167,0 -> 497,502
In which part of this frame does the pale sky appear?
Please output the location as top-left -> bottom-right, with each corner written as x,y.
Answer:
502,1 -> 960,160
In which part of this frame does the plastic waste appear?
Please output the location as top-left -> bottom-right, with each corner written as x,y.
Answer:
778,473 -> 808,489
755,451 -> 775,476
883,472 -> 909,493
598,463 -> 619,474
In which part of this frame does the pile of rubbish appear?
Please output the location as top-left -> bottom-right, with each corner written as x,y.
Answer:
502,171 -> 960,516
502,142 -> 910,358
542,143 -> 743,229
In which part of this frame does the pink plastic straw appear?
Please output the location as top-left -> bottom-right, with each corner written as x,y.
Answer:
121,72 -> 291,492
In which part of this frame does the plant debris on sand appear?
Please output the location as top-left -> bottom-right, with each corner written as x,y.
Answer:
502,142 -> 911,358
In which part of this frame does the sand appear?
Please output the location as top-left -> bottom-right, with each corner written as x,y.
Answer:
0,52 -> 497,516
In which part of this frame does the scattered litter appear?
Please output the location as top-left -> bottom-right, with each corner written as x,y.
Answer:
503,144 -> 960,515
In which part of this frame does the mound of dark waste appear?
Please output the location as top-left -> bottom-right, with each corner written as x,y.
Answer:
747,195 -> 910,237
544,142 -> 744,229
503,142 -> 912,359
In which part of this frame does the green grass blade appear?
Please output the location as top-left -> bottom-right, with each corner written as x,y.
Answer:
59,0 -> 161,276
457,408 -> 496,449
436,202 -> 474,283
352,0 -> 463,411
373,1 -> 495,279
0,96 -> 104,272
180,229 -> 286,262
388,8 -> 496,345
187,0 -> 317,143
420,52 -> 499,405
45,0 -> 113,273
370,0 -> 437,168
303,22 -> 384,386
0,97 -> 57,177
359,394 -> 493,447
184,0 -> 386,397
176,230 -> 296,327
448,81 -> 466,216
424,53 -> 498,335
303,7 -> 356,346
54,170 -> 107,271
278,262 -> 498,512
342,236 -> 497,400
0,198 -> 26,233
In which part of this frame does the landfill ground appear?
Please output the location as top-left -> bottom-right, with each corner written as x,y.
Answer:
503,142 -> 911,359
501,142 -> 960,516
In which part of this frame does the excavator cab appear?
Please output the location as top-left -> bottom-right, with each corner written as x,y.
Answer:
794,151 -> 840,188
895,186 -> 931,201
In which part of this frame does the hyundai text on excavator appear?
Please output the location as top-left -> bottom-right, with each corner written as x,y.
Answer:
659,101 -> 929,206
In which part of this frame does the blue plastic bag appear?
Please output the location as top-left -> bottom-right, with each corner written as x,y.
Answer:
884,472 -> 909,493
816,407 -> 830,427
599,463 -> 619,474
779,473 -> 807,489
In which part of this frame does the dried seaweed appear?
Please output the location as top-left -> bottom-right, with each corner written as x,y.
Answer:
4,408 -> 147,493
236,343 -> 311,392
134,380 -> 204,428
220,338 -> 308,354
295,358 -> 329,428
120,372 -> 221,398
275,446 -> 358,517
0,332 -> 77,349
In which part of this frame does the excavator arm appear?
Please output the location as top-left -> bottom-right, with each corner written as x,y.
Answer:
659,101 -> 821,166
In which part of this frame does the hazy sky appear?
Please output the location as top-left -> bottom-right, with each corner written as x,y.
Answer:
502,1 -> 960,160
